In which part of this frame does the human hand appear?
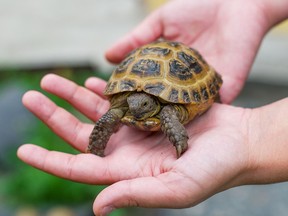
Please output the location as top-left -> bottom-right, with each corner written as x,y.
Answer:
105,0 -> 272,104
18,74 -> 257,215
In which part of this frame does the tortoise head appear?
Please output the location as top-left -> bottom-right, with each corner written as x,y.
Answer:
127,92 -> 160,120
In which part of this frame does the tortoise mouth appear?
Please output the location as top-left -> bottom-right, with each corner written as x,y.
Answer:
130,110 -> 151,120
134,113 -> 146,120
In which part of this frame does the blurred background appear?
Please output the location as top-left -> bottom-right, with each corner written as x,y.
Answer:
0,0 -> 287,215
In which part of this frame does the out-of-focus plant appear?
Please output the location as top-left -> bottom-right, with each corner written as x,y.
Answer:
0,69 -> 125,215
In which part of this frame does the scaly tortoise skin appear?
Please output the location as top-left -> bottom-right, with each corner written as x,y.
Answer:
87,41 -> 222,158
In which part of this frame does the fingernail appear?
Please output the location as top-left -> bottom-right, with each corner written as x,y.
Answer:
101,206 -> 115,216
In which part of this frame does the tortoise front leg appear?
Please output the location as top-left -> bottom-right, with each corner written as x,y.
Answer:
87,108 -> 125,156
160,105 -> 189,158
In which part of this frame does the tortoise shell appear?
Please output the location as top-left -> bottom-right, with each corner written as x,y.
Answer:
105,41 -> 222,105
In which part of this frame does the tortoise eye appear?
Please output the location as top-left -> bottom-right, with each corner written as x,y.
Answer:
143,102 -> 148,107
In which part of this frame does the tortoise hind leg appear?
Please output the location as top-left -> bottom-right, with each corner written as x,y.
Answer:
160,105 -> 189,158
87,108 -> 125,156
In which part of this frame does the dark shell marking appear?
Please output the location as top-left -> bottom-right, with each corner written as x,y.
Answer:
115,57 -> 134,74
177,52 -> 202,74
131,59 -> 161,77
169,60 -> 193,81
105,81 -> 117,94
192,90 -> 201,102
167,41 -> 181,47
168,88 -> 179,103
105,41 -> 222,106
144,82 -> 165,95
140,47 -> 171,57
201,87 -> 209,100
120,79 -> 136,91
181,90 -> 191,103
189,48 -> 207,65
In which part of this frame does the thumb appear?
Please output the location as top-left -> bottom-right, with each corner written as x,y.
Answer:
105,10 -> 163,64
93,175 -> 190,216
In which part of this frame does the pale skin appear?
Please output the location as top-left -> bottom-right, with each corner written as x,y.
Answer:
105,0 -> 288,104
17,0 -> 288,215
18,74 -> 288,216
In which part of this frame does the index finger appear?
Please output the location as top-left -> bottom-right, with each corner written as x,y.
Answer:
22,90 -> 92,152
17,144 -> 115,184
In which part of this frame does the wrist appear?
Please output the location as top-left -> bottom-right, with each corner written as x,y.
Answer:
243,98 -> 288,184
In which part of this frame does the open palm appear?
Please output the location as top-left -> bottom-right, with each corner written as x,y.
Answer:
106,0 -> 269,103
18,74 -> 251,215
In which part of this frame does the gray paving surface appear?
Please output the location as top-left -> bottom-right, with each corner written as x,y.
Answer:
0,0 -> 145,70
0,0 -> 287,82
0,82 -> 36,170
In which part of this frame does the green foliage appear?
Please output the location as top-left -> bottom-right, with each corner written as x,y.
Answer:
3,119 -> 106,206
0,69 -> 120,211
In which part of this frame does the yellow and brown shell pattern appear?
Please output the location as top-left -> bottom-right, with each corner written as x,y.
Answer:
105,41 -> 222,105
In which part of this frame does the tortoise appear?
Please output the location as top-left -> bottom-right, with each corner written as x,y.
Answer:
87,41 -> 222,158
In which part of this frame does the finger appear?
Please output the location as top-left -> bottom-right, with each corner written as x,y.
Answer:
93,173 -> 192,216
22,90 -> 91,151
41,73 -> 110,121
84,77 -> 107,99
218,75 -> 245,104
17,144 -> 114,184
105,11 -> 163,63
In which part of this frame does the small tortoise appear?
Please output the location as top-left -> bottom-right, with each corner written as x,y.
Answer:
87,41 -> 222,158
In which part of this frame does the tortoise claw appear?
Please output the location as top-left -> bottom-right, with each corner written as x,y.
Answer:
175,140 -> 188,158
87,108 -> 124,157
176,145 -> 182,158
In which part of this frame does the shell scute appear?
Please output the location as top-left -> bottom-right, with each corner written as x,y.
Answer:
115,56 -> 134,75
181,90 -> 191,103
169,59 -> 193,81
140,47 -> 171,57
143,82 -> 165,95
131,59 -> 161,77
191,90 -> 201,103
177,51 -> 202,74
201,86 -> 209,100
168,88 -> 179,103
119,79 -> 136,92
104,41 -> 222,105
